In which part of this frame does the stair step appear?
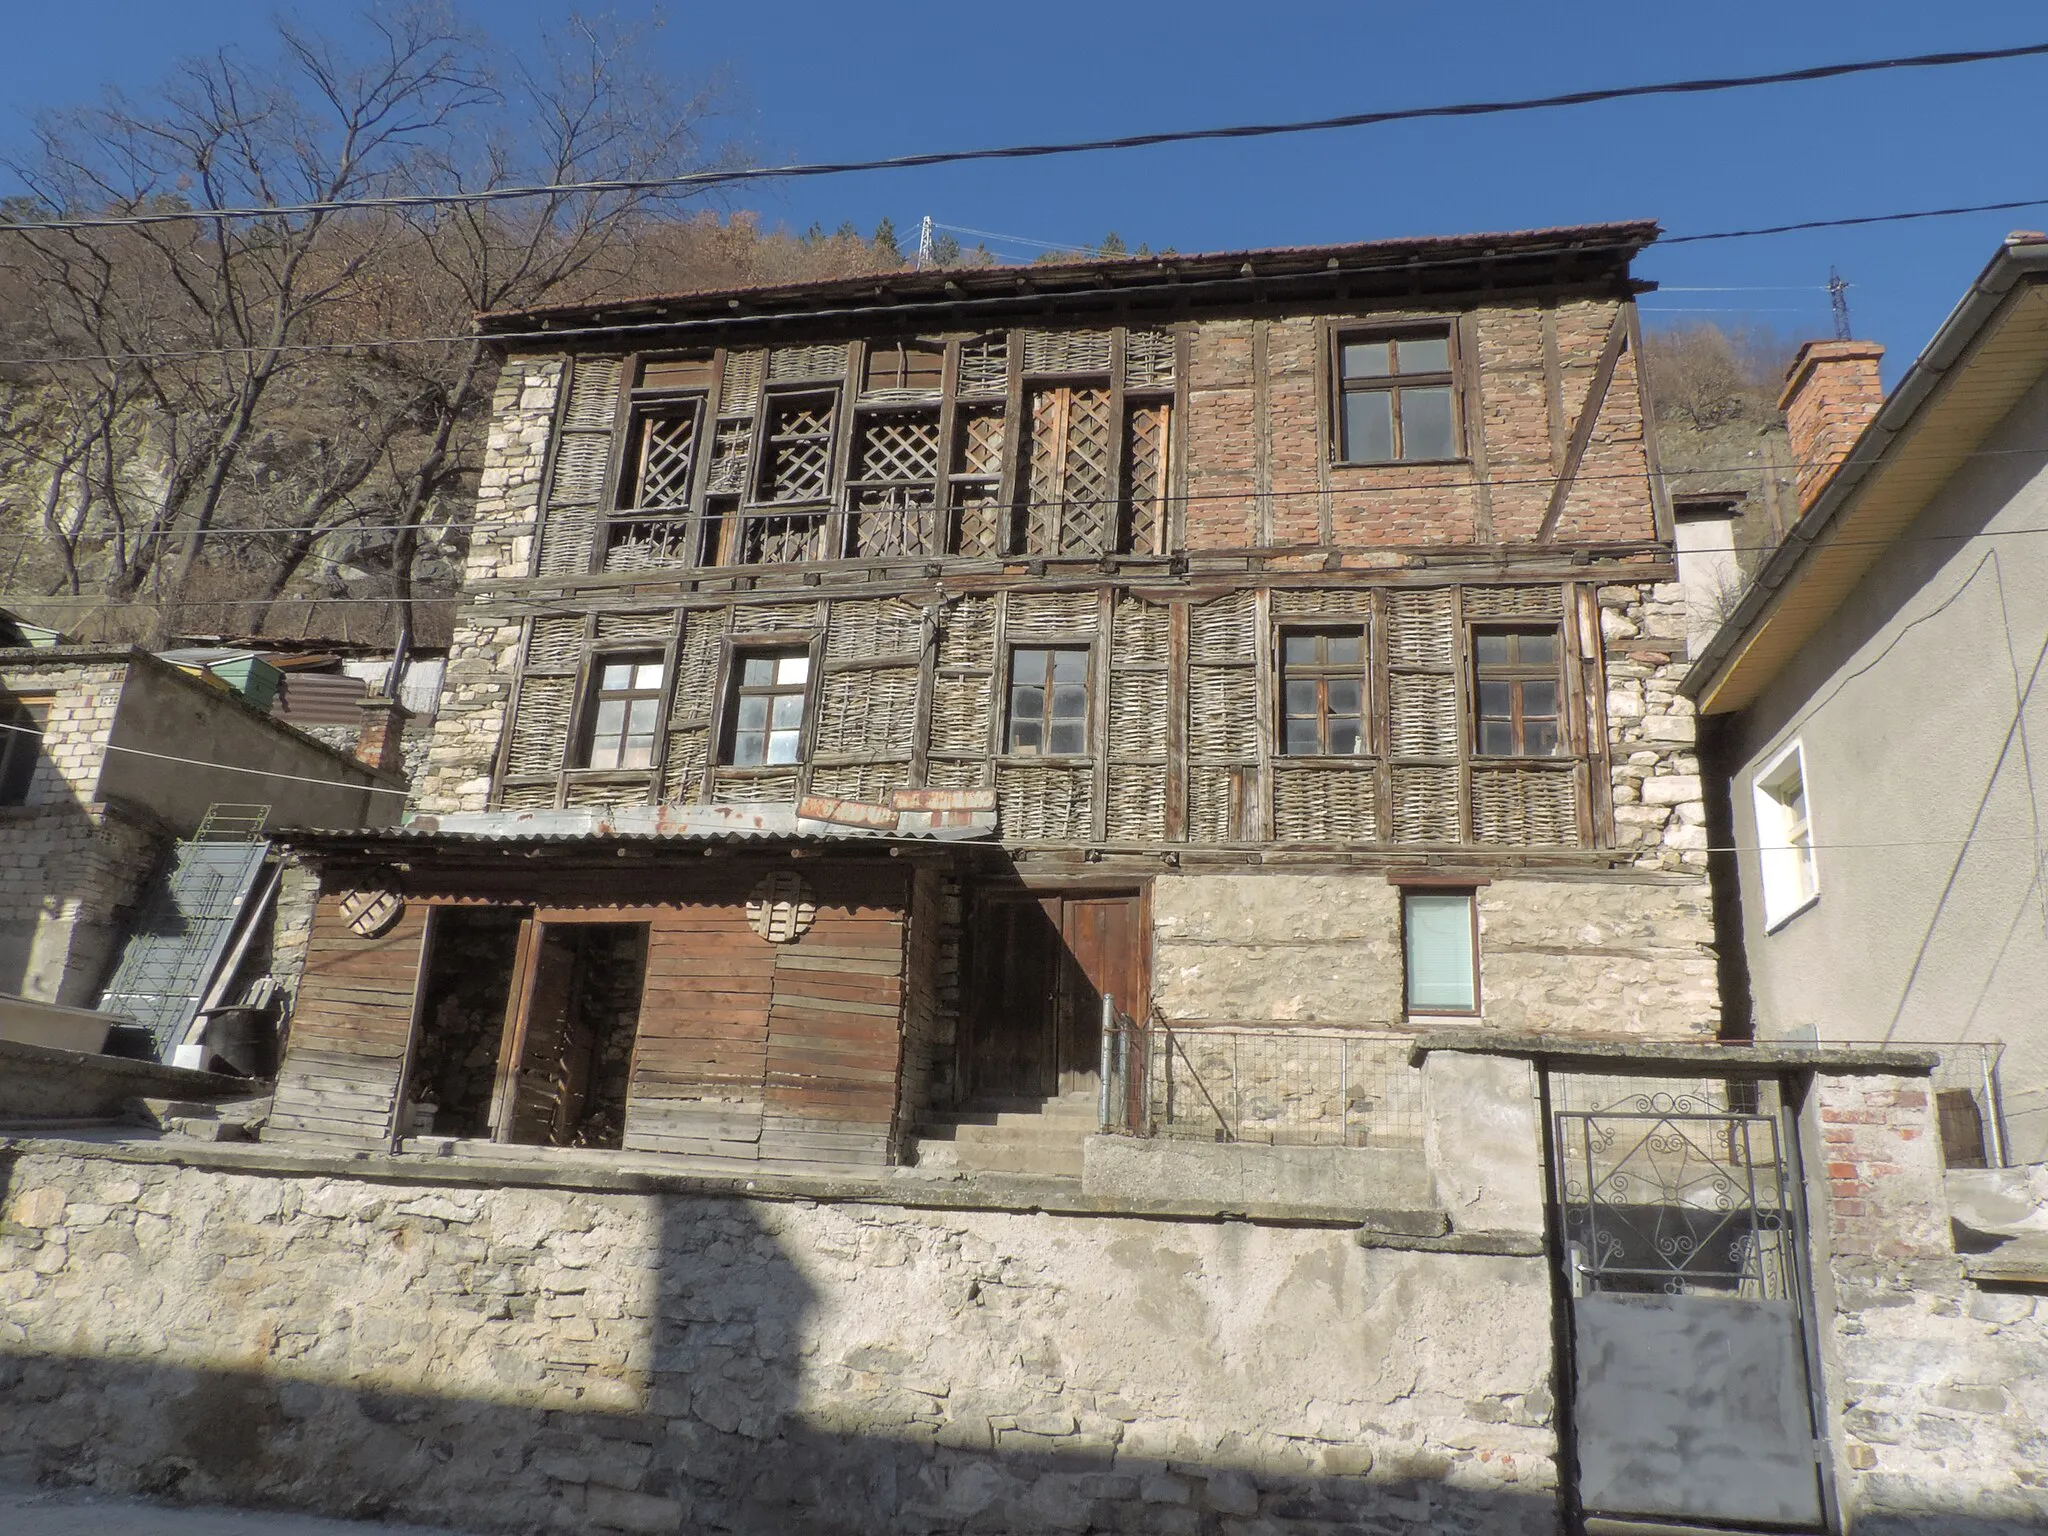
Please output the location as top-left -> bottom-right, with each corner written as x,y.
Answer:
909,1137 -> 1083,1179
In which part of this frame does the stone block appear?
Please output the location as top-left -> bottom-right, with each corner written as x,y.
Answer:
1639,775 -> 1702,806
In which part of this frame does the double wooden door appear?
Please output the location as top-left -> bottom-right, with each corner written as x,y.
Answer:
963,890 -> 1145,1101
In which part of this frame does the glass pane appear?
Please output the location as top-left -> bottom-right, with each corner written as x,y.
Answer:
1283,633 -> 1318,665
1285,680 -> 1318,716
1478,681 -> 1513,718
742,657 -> 775,686
1325,632 -> 1363,665
733,730 -> 765,766
776,654 -> 809,685
1517,631 -> 1559,666
771,693 -> 805,728
633,663 -> 665,690
1012,685 -> 1044,725
1009,719 -> 1043,754
767,728 -> 801,765
1330,720 -> 1362,756
1520,680 -> 1558,719
1399,386 -> 1456,460
1475,633 -> 1511,667
1051,684 -> 1087,721
1326,680 -> 1362,717
1341,390 -> 1393,463
1049,723 -> 1085,756
1014,649 -> 1048,684
1524,719 -> 1560,757
1050,649 -> 1088,683
594,699 -> 626,737
1341,340 -> 1390,378
1397,335 -> 1449,374
601,663 -> 633,690
1406,893 -> 1476,1011
1284,719 -> 1320,756
1479,720 -> 1516,756
627,699 -> 660,735
737,695 -> 768,731
620,737 -> 654,769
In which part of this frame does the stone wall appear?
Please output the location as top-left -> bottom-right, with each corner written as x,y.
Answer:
1598,582 -> 1707,873
0,1145 -> 1559,1535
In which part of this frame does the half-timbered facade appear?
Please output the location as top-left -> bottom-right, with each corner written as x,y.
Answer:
269,222 -> 1720,1173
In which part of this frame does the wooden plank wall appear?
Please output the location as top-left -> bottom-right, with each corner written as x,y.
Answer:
268,896 -> 428,1146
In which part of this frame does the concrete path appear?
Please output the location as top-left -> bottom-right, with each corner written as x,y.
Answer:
0,1484 -> 481,1535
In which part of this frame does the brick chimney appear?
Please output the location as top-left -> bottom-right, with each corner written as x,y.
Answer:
354,693 -> 411,777
1779,339 -> 1885,510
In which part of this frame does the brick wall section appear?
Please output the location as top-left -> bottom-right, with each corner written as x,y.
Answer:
416,356 -> 562,814
1779,340 -> 1885,511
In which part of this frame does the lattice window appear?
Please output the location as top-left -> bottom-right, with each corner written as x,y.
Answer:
630,409 -> 699,509
756,394 -> 835,504
848,410 -> 940,557
1121,403 -> 1172,556
1022,386 -> 1116,555
738,512 -> 827,565
949,406 -> 1007,556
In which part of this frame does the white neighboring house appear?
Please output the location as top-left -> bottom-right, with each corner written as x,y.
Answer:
1686,232 -> 2048,1164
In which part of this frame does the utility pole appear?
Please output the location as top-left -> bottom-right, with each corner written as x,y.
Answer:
1829,267 -> 1852,340
916,216 -> 933,272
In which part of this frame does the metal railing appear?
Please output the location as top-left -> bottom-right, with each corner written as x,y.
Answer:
1101,1017 -> 1424,1149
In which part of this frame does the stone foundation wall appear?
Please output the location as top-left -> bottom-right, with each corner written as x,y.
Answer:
0,1145 -> 1559,1535
0,801 -> 164,1006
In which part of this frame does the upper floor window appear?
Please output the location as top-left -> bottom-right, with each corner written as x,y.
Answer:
724,648 -> 811,766
1473,627 -> 1562,757
0,697 -> 48,805
1280,628 -> 1367,756
581,657 -> 665,770
1755,742 -> 1817,929
1006,646 -> 1089,757
1334,328 -> 1458,464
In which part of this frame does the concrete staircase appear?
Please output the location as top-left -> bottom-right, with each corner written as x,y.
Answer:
909,1088 -> 1099,1180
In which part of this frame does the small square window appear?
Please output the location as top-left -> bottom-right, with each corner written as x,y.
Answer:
581,655 -> 665,770
1754,742 -> 1818,929
1404,890 -> 1478,1014
1007,646 -> 1090,757
1334,328 -> 1459,465
1473,625 -> 1563,758
1279,627 -> 1368,757
725,646 -> 811,766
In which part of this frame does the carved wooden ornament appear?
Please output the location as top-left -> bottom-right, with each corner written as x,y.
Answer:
338,878 -> 405,938
747,871 -> 817,944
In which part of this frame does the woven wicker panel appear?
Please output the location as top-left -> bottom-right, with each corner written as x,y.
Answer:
1107,765 -> 1168,842
1109,671 -> 1169,760
1188,668 -> 1256,760
674,617 -> 724,722
661,727 -> 709,801
730,601 -> 823,633
1187,767 -> 1238,843
713,768 -> 800,805
1386,589 -> 1457,669
565,779 -> 647,810
707,420 -> 754,494
548,433 -> 613,508
808,760 -> 911,803
536,508 -> 596,575
768,343 -> 847,381
562,356 -> 624,432
1022,329 -> 1112,375
931,673 -> 992,754
506,676 -> 575,778
526,615 -> 586,670
939,597 -> 996,670
1272,588 -> 1373,618
1190,591 -> 1257,663
1391,765 -> 1462,843
496,782 -> 559,812
925,757 -> 989,789
1124,329 -> 1175,388
816,666 -> 919,755
828,596 -> 925,661
1272,765 -> 1379,842
1388,671 -> 1460,759
719,350 -> 765,414
996,764 -> 1092,841
957,333 -> 1008,395
596,610 -> 674,643
603,519 -> 692,572
1463,584 -> 1565,620
1004,589 -> 1098,638
1112,596 -> 1169,666
1472,767 -> 1580,847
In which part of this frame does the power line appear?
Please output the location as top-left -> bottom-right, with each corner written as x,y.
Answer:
4,42 -> 2046,233
1663,192 -> 2048,245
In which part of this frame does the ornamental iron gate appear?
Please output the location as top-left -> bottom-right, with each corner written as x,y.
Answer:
1549,1073 -> 1828,1532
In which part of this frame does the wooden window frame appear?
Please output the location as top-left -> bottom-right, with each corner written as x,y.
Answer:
1471,623 -> 1566,760
1276,624 -> 1370,759
1754,740 -> 1819,931
575,652 -> 668,771
716,638 -> 820,769
1003,643 -> 1093,760
1397,885 -> 1482,1018
1326,321 -> 1465,467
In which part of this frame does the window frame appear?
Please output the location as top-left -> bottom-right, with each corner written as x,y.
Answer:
0,696 -> 50,807
1753,740 -> 1819,931
1327,322 -> 1465,467
716,639 -> 820,769
575,652 -> 669,772
1471,623 -> 1567,760
1276,624 -> 1371,758
1397,883 -> 1482,1017
1002,643 -> 1094,760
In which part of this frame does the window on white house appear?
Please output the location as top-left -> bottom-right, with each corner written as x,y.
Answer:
1403,889 -> 1478,1014
1754,742 -> 1818,929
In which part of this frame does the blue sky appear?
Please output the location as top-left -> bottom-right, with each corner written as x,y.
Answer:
7,1 -> 2048,381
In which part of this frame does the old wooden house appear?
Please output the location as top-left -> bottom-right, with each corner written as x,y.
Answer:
267,221 -> 1720,1174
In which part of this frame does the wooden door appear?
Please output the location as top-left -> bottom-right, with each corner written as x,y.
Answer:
1057,894 -> 1144,1095
964,890 -> 1145,1101
503,925 -> 590,1145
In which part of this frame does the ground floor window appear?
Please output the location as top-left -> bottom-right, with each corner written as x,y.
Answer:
1402,888 -> 1479,1015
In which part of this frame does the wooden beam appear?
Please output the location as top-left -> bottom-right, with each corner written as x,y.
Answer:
1536,308 -> 1629,542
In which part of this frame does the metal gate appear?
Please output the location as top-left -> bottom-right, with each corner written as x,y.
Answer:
1549,1073 -> 1828,1531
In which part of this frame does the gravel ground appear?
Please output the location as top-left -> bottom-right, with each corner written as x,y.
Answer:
0,1485 -> 482,1535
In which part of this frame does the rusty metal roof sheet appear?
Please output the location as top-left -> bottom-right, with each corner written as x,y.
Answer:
278,797 -> 998,848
